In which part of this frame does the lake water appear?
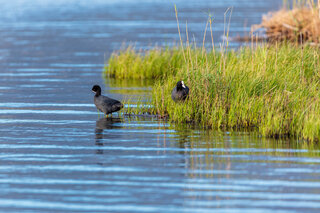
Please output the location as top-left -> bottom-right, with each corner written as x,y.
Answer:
0,0 -> 320,212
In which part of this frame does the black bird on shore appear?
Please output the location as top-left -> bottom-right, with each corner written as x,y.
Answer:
171,81 -> 189,102
92,85 -> 123,117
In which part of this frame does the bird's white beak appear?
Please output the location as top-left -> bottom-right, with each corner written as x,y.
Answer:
181,81 -> 186,88
92,90 -> 96,93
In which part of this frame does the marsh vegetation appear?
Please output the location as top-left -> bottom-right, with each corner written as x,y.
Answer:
104,1 -> 320,142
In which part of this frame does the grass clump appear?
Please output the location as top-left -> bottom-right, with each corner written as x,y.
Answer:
105,46 -> 186,79
104,4 -> 320,142
106,43 -> 320,141
254,0 -> 320,43
151,43 -> 320,141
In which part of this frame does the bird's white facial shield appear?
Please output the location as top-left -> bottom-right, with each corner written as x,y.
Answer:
181,81 -> 186,88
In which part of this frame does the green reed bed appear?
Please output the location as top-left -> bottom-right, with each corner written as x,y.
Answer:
106,43 -> 320,142
105,46 -> 186,79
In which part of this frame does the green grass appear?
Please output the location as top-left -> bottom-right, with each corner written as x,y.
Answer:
106,43 -> 320,142
105,46 -> 186,79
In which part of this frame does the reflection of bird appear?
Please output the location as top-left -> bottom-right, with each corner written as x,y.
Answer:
92,85 -> 123,116
95,117 -> 123,154
95,117 -> 122,132
171,81 -> 189,102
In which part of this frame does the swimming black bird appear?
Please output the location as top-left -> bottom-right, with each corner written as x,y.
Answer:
92,85 -> 123,116
171,81 -> 189,102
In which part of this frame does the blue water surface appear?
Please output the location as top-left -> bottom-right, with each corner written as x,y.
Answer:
0,1 -> 320,212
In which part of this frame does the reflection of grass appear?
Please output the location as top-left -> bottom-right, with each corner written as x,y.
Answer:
196,131 -> 320,158
155,121 -> 320,179
172,129 -> 320,178
171,124 -> 320,156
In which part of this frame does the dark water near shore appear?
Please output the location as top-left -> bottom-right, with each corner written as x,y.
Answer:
1,0 -> 320,212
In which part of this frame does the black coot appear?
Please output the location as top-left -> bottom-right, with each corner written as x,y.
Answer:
171,81 -> 189,102
92,85 -> 123,116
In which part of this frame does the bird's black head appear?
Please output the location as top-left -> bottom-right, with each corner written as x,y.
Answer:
176,81 -> 186,90
92,85 -> 101,96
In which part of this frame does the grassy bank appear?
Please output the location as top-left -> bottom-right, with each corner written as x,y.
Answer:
106,43 -> 320,142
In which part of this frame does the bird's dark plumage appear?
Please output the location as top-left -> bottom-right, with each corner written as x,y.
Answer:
171,81 -> 189,102
92,85 -> 123,115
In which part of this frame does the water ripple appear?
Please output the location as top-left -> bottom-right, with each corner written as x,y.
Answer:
0,0 -> 319,212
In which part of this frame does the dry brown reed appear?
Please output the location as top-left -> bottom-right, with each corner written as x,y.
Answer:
253,1 -> 320,44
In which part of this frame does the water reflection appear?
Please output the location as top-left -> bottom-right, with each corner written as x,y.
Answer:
96,117 -> 122,131
95,117 -> 123,154
179,130 -> 320,181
